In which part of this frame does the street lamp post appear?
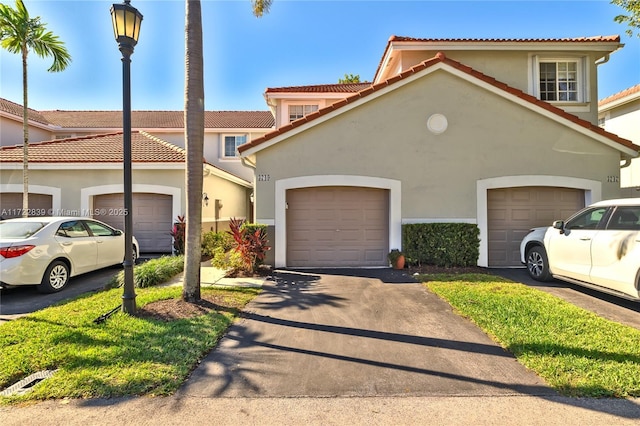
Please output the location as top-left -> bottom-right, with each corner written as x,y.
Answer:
110,0 -> 143,314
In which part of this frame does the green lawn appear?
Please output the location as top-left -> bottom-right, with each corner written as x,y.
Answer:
0,285 -> 258,403
422,273 -> 640,397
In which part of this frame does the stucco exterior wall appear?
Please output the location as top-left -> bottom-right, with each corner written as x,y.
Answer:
601,98 -> 640,188
145,130 -> 261,182
0,117 -> 53,146
0,167 -> 185,217
253,70 -> 621,224
399,50 -> 600,124
202,172 -> 251,233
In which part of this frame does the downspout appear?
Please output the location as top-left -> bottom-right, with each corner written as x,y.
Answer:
595,53 -> 610,66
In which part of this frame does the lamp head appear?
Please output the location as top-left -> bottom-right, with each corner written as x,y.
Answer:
110,1 -> 143,50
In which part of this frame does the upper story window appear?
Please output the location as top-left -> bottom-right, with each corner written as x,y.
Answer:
539,61 -> 578,101
222,134 -> 247,159
531,56 -> 587,104
288,104 -> 318,122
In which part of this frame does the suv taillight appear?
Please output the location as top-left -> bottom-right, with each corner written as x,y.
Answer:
0,245 -> 35,258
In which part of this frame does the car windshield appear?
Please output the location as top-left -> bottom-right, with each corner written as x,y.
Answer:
0,221 -> 47,239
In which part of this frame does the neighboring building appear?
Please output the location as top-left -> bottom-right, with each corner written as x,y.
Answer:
598,84 -> 640,192
0,99 -> 274,182
241,35 -> 639,269
0,101 -> 273,252
0,132 -> 251,252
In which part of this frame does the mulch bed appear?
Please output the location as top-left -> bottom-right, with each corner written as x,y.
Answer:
136,294 -> 243,322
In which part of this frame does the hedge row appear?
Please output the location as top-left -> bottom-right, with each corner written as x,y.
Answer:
402,223 -> 480,267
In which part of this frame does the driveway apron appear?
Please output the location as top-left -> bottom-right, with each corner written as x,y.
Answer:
178,269 -> 553,398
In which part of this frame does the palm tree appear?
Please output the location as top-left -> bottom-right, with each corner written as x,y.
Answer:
182,0 -> 271,302
0,0 -> 71,217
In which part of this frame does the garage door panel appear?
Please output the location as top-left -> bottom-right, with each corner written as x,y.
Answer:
0,193 -> 52,218
94,193 -> 172,253
287,187 -> 389,267
488,187 -> 584,267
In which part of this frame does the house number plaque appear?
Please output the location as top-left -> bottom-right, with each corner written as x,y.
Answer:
257,174 -> 271,182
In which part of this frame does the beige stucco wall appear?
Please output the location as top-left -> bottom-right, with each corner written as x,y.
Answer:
0,167 -> 185,215
601,98 -> 640,188
202,172 -> 251,233
0,116 -> 53,146
399,50 -> 600,124
1,165 -> 251,232
254,70 -> 621,224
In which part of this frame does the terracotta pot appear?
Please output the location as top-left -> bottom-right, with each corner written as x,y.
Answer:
393,255 -> 405,269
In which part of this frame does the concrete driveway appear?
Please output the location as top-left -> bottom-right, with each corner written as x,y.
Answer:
178,268 -> 553,398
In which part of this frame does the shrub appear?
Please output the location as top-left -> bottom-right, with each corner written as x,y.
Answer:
402,223 -> 480,267
170,215 -> 186,255
211,247 -> 245,275
201,231 -> 234,258
228,217 -> 271,273
106,255 -> 185,289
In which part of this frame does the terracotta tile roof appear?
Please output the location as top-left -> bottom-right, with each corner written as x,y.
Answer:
39,110 -> 274,129
0,131 -> 186,163
239,52 -> 639,155
0,97 -> 51,125
374,34 -> 622,83
388,35 -> 621,43
599,84 -> 640,107
265,83 -> 372,93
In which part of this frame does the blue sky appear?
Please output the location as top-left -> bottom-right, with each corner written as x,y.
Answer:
1,0 -> 639,112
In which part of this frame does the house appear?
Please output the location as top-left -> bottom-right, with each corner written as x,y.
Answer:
0,132 -> 252,252
598,84 -> 640,193
0,99 -> 274,252
240,35 -> 639,269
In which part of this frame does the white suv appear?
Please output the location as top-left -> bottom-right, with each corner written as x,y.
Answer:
520,198 -> 640,301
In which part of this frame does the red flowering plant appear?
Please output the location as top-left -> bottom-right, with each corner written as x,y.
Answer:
228,217 -> 271,273
170,215 -> 186,255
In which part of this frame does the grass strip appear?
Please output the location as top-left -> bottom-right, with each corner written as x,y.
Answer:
0,285 -> 258,403
423,274 -> 640,397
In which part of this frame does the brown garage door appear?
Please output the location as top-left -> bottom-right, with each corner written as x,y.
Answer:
287,187 -> 389,267
94,193 -> 173,253
0,193 -> 52,218
488,187 -> 584,267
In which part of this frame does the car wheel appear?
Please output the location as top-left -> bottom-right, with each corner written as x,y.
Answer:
526,246 -> 551,282
37,260 -> 70,293
132,245 -> 138,265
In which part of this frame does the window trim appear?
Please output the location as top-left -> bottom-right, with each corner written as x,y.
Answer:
529,55 -> 590,110
220,134 -> 248,160
287,103 -> 319,123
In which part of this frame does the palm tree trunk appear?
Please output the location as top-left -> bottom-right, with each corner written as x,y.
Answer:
21,45 -> 29,218
182,0 -> 204,302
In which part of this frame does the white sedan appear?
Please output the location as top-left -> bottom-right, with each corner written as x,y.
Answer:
520,198 -> 640,301
0,217 -> 139,293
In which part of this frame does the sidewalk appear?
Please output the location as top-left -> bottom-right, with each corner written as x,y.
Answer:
2,394 -> 640,425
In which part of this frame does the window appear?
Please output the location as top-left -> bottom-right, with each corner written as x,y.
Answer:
539,61 -> 578,101
85,220 -> 115,237
607,207 -> 640,230
565,207 -> 608,230
288,104 -> 319,122
532,56 -> 587,104
223,135 -> 247,158
57,221 -> 90,238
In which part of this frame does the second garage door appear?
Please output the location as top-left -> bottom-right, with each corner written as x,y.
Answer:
94,193 -> 173,253
488,186 -> 584,267
287,187 -> 389,267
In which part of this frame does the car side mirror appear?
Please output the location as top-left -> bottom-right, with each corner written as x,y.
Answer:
553,220 -> 565,234
114,230 -> 123,236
